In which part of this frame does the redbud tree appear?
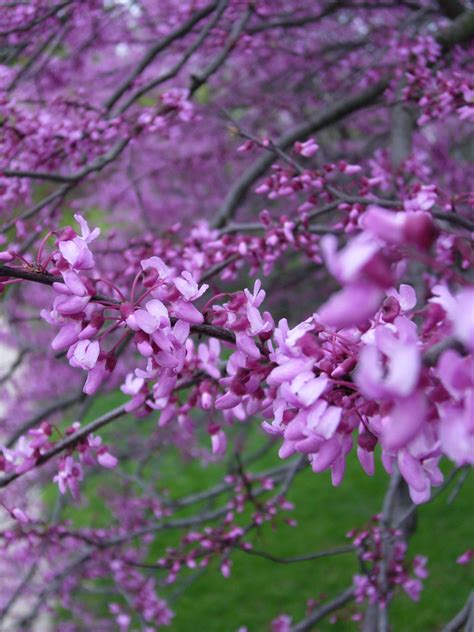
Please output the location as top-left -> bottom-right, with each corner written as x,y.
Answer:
0,1 -> 473,630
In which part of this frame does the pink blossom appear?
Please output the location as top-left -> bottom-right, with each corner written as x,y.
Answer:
430,286 -> 474,352
456,549 -> 474,565
97,448 -> 118,469
271,614 -> 292,632
174,271 -> 208,301
10,507 -> 30,523
69,339 -> 100,371
318,282 -> 384,329
54,456 -> 83,498
83,360 -> 107,395
294,138 -> 319,157
356,318 -> 421,400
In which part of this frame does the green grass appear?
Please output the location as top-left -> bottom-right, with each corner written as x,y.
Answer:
44,393 -> 473,631
165,453 -> 473,632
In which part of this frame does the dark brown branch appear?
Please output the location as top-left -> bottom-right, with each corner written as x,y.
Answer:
0,347 -> 30,385
116,0 -> 229,115
199,253 -> 240,282
1,169 -> 78,184
247,3 -> 341,33
432,210 -> 474,232
212,9 -> 474,228
290,587 -> 355,632
0,0 -> 72,36
0,403 -> 128,488
437,9 -> 474,49
0,183 -> 72,233
103,1 -> 219,112
237,544 -> 353,564
189,5 -> 254,95
5,392 -> 85,448
212,78 -> 390,228
0,264 -> 236,344
0,264 -> 117,304
247,1 -> 421,34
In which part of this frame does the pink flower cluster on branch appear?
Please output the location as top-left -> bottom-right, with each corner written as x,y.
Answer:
1,201 -> 472,508
0,1 -> 473,629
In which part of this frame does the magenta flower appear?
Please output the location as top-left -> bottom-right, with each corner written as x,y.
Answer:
271,614 -> 292,632
431,286 -> 474,352
57,215 -> 99,271
83,359 -> 107,395
355,317 -> 421,400
54,456 -> 83,499
209,426 -> 227,456
456,549 -> 474,565
318,282 -> 384,329
174,271 -> 208,301
127,298 -> 169,333
436,350 -> 474,465
69,339 -> 100,371
141,255 -> 171,280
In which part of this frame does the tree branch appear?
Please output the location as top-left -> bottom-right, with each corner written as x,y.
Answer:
442,592 -> 474,632
0,264 -> 237,344
237,544 -> 354,564
189,5 -> 254,96
5,392 -> 85,448
0,403 -> 129,488
116,0 -> 229,115
212,78 -> 390,228
212,9 -> 474,228
103,1 -> 219,112
290,587 -> 355,632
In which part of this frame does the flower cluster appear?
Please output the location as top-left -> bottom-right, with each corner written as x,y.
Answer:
0,1 -> 473,628
350,519 -> 428,607
151,472 -> 294,583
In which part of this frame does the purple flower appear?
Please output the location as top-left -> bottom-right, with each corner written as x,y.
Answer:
318,282 -> 384,329
431,286 -> 474,352
174,271 -> 208,301
69,339 -> 100,371
294,138 -> 319,157
356,317 -> 421,400
456,549 -> 474,565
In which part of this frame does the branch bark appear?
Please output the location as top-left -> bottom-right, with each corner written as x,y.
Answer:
103,1 -> 219,112
212,8 -> 474,228
442,592 -> 474,632
290,587 -> 355,632
212,78 -> 389,228
0,264 -> 237,345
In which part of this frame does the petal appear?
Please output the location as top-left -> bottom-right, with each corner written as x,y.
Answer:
236,333 -> 260,360
83,361 -> 106,395
357,447 -> 375,476
267,359 -> 312,386
215,392 -> 241,410
318,283 -> 383,329
310,436 -> 340,472
140,256 -> 170,278
51,321 -> 81,351
382,393 -> 426,450
293,374 -> 328,407
398,450 -> 427,493
172,300 -> 203,324
317,406 -> 342,440
385,343 -> 420,397
146,299 -> 169,321
135,309 -> 158,334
